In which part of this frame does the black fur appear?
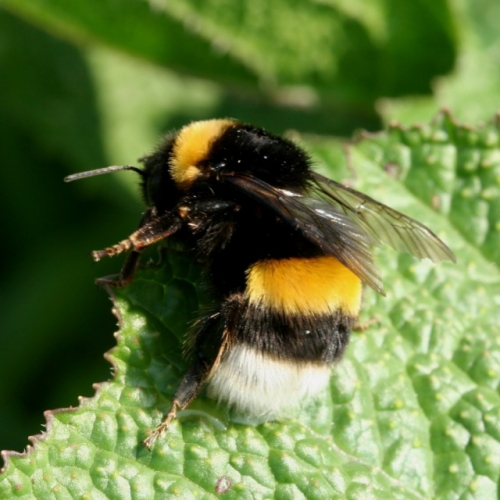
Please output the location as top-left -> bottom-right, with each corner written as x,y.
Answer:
140,124 -> 322,298
190,294 -> 353,365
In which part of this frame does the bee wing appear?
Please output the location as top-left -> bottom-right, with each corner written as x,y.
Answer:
225,173 -> 385,293
311,172 -> 456,264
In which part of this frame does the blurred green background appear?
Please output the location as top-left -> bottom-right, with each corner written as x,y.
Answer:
0,0 -> 499,456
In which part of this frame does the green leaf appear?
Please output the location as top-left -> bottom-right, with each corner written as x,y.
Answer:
1,0 -> 456,104
378,0 -> 500,127
1,112 -> 499,499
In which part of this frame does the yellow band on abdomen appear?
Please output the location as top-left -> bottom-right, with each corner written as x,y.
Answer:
246,256 -> 362,316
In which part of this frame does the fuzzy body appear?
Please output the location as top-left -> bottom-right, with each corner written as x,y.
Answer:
138,120 -> 363,419
203,257 -> 360,419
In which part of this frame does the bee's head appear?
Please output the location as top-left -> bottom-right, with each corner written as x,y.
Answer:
64,120 -> 235,215
139,119 -> 236,212
65,119 -> 312,213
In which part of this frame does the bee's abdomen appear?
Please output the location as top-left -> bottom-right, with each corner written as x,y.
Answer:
234,304 -> 353,363
201,256 -> 362,420
246,256 -> 362,317
220,256 -> 363,363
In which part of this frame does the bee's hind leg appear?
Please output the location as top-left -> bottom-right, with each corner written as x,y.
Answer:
143,355 -> 213,449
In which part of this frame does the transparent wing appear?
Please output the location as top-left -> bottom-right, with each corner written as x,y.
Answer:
225,173 -> 385,293
310,172 -> 456,263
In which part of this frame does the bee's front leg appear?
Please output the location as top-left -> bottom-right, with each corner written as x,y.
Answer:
95,250 -> 143,288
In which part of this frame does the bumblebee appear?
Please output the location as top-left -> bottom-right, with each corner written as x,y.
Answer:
65,119 -> 455,447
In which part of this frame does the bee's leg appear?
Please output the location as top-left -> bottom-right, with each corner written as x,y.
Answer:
95,249 -> 142,288
92,211 -> 183,262
93,210 -> 182,288
143,355 -> 213,449
93,208 -> 154,288
143,307 -> 233,449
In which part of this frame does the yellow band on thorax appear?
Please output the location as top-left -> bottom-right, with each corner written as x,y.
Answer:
170,119 -> 235,190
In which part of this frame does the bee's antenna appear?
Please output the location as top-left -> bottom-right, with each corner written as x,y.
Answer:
64,165 -> 144,183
